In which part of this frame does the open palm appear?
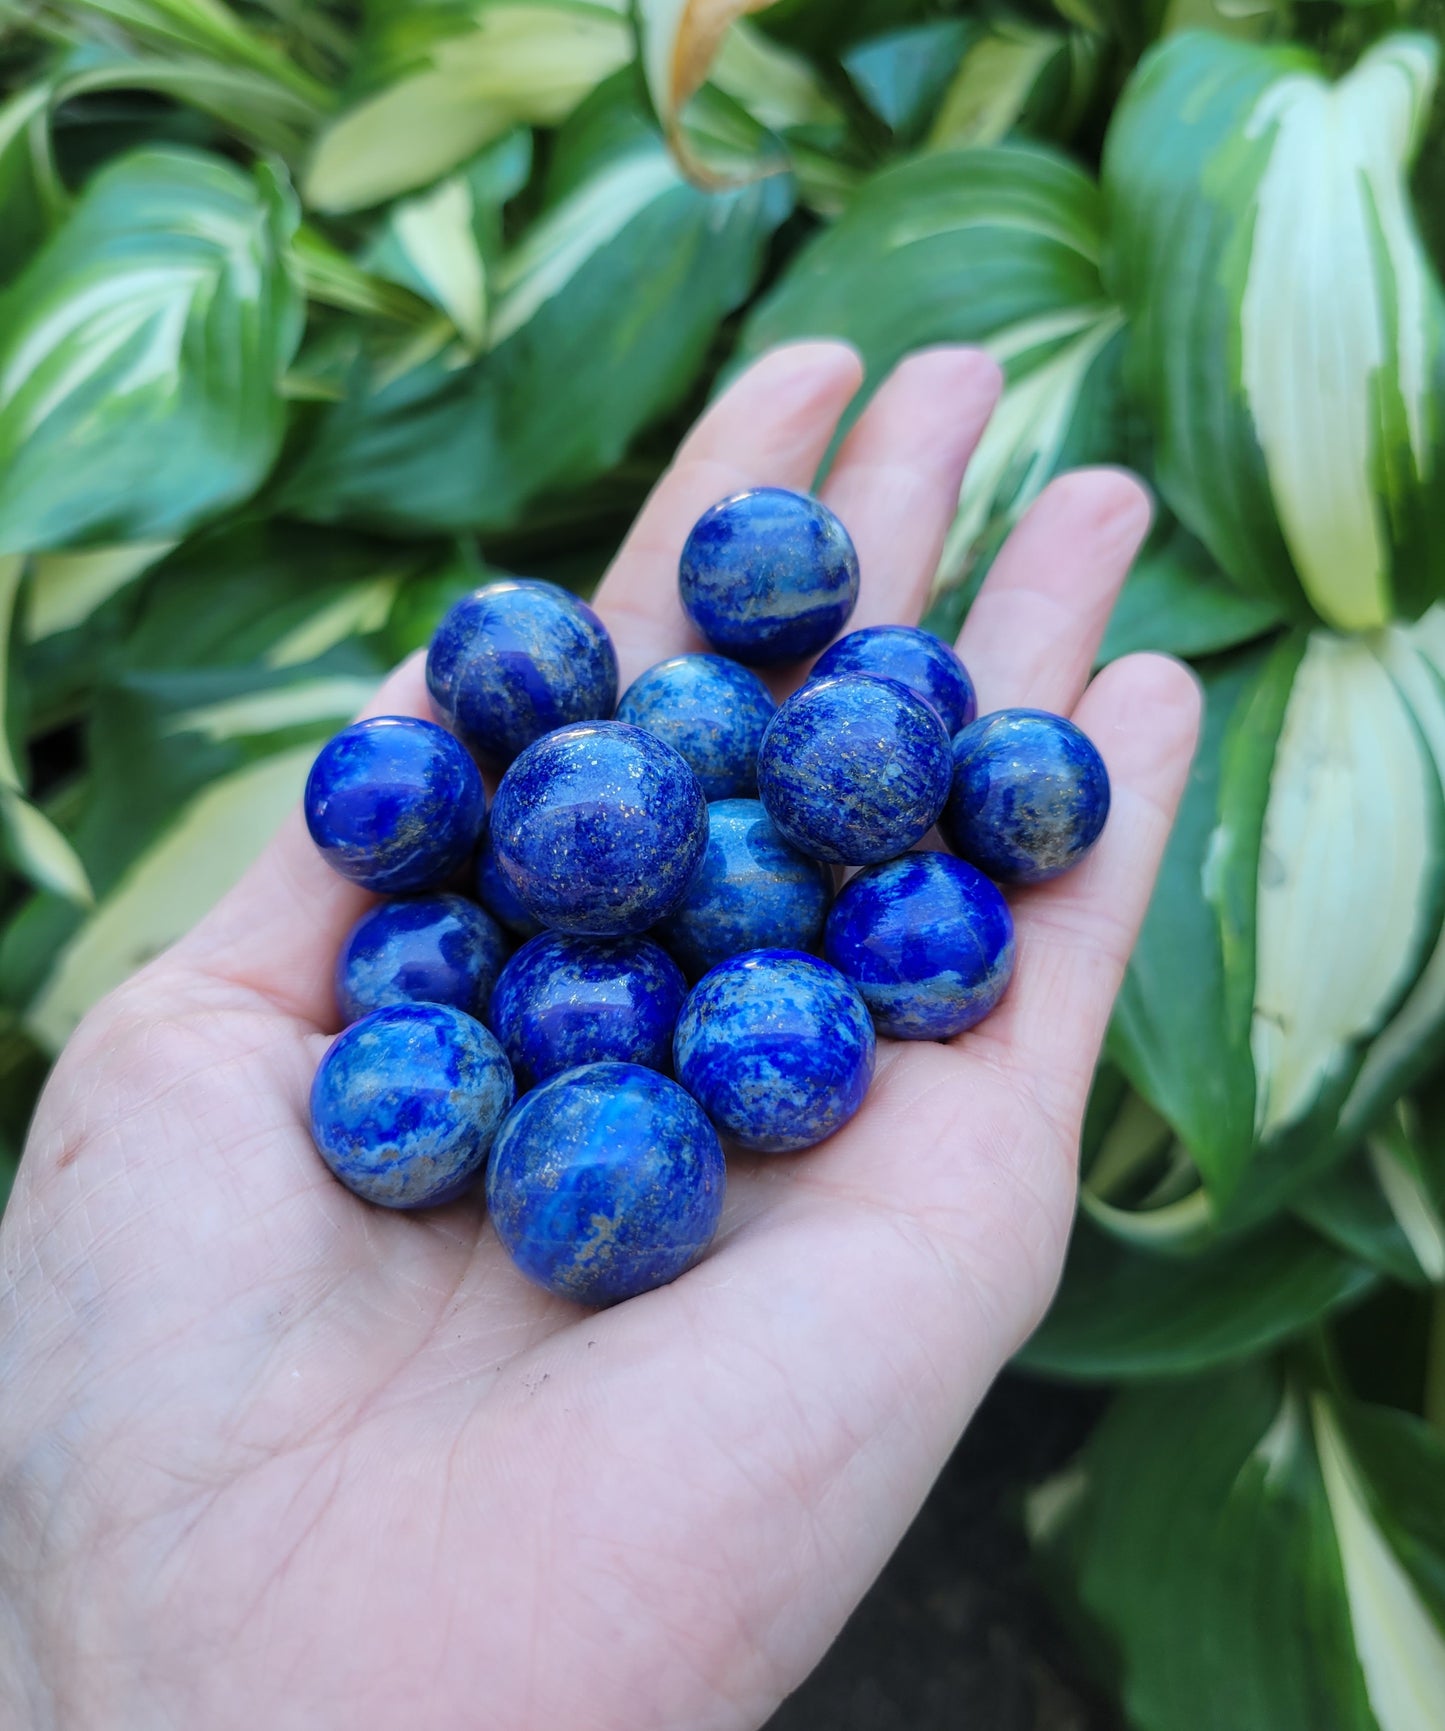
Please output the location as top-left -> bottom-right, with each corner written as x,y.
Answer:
0,344 -> 1199,1731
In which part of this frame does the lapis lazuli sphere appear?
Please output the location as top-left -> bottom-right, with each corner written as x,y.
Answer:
474,828 -> 545,940
679,488 -> 860,666
310,1002 -> 514,1209
809,625 -> 977,738
614,653 -> 776,801
488,932 -> 687,1090
658,799 -> 832,981
941,708 -> 1110,885
673,951 -> 875,1153
334,893 -> 509,1026
486,1061 -> 726,1304
304,715 -> 486,894
824,851 -> 1015,1040
490,721 -> 709,936
426,578 -> 618,767
756,673 -> 952,866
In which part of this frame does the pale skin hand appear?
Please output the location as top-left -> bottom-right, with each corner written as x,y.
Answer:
0,344 -> 1200,1731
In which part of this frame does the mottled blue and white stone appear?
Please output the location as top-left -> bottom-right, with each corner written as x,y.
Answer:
756,673 -> 952,866
474,828 -> 546,940
941,708 -> 1110,885
614,654 -> 776,801
310,1002 -> 514,1209
426,578 -> 618,766
488,933 -> 687,1089
824,851 -> 1014,1040
490,721 -> 709,937
657,799 -> 832,981
486,1061 -> 725,1305
334,894 -> 510,1025
673,951 -> 875,1153
809,624 -> 977,737
679,488 -> 860,665
304,715 -> 486,894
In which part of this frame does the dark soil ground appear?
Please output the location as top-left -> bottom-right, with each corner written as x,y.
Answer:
764,1374 -> 1124,1731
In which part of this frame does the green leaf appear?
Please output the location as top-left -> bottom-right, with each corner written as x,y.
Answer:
303,1 -> 631,213
283,92 -> 790,535
367,177 -> 489,350
1020,1214 -> 1377,1381
927,19 -> 1065,149
1105,31 -> 1445,630
0,147 -> 303,553
1109,641 -> 1280,1203
25,543 -> 177,642
1099,520 -> 1284,662
1038,1368 -> 1445,1731
842,20 -> 972,140
0,83 -> 64,288
737,143 -> 1130,598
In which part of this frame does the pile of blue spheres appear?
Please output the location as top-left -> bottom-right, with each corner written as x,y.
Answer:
304,489 -> 1110,1306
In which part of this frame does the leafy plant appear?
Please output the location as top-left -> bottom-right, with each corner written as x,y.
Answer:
0,1 -> 1442,1726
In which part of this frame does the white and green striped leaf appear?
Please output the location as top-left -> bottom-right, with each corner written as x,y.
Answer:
1105,31 -> 1445,631
737,144 -> 1128,603
369,178 -> 488,351
284,89 -> 791,535
304,1 -> 631,213
0,146 -> 303,553
1041,1368 -> 1445,1731
927,20 -> 1065,149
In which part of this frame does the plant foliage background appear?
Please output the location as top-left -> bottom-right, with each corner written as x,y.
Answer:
0,0 -> 1444,1725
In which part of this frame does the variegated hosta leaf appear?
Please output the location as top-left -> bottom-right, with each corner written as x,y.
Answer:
1040,1367 -> 1445,1731
26,542 -> 176,641
927,20 -> 1065,150
368,179 -> 488,351
636,0 -> 778,178
1105,31 -> 1445,631
1245,635 -> 1445,1144
0,555 -> 92,905
26,744 -> 316,1051
284,90 -> 791,535
303,1 -> 631,214
737,144 -> 1127,600
0,83 -> 63,286
0,147 -> 303,553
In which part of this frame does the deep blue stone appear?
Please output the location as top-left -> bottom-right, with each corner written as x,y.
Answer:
474,828 -> 545,940
809,625 -> 977,737
756,673 -> 952,866
310,1002 -> 514,1209
488,933 -> 687,1090
679,488 -> 859,665
490,721 -> 709,936
941,708 -> 1110,885
673,951 -> 875,1153
824,851 -> 1015,1039
657,799 -> 832,981
426,578 -> 618,767
334,893 -> 510,1025
486,1061 -> 725,1304
614,653 -> 776,801
304,715 -> 486,894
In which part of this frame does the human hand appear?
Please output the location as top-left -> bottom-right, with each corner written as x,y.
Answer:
0,344 -> 1200,1731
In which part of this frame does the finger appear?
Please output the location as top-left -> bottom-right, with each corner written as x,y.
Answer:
169,653 -> 433,1028
956,468 -> 1153,715
970,651 -> 1203,1132
818,346 -> 1001,642
592,341 -> 865,688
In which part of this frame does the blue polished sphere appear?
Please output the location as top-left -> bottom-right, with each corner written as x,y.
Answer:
941,708 -> 1110,885
756,673 -> 952,866
490,721 -> 709,937
614,654 -> 776,801
825,851 -> 1014,1040
334,893 -> 509,1026
487,1061 -> 725,1304
474,828 -> 545,940
311,1002 -> 514,1208
809,625 -> 977,737
304,715 -> 485,894
658,799 -> 832,981
488,933 -> 687,1089
679,488 -> 859,665
673,951 -> 874,1153
426,578 -> 618,766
